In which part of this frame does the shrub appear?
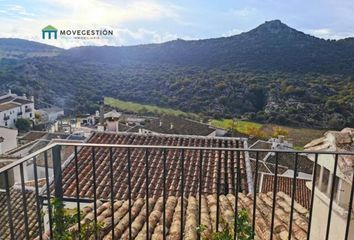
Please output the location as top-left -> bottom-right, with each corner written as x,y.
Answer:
50,198 -> 102,240
15,118 -> 32,132
197,210 -> 253,240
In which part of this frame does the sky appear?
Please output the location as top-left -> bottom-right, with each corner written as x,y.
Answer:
1,0 -> 354,49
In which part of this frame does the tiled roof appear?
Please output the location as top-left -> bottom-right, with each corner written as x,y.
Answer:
305,128 -> 354,181
266,154 -> 313,175
12,98 -> 33,105
62,192 -> 308,240
0,96 -> 15,105
20,131 -> 47,142
259,174 -> 311,209
142,116 -> 216,136
60,132 -> 248,200
0,102 -> 19,112
0,188 -> 40,239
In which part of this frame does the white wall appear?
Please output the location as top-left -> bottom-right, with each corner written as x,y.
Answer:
0,102 -> 34,128
0,127 -> 18,154
310,187 -> 354,240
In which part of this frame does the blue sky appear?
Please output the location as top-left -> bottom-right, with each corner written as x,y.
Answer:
1,0 -> 354,48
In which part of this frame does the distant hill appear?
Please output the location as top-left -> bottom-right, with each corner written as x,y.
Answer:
63,20 -> 354,75
0,38 -> 62,59
0,20 -> 353,129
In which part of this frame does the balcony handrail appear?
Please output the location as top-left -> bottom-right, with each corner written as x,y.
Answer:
1,141 -> 353,174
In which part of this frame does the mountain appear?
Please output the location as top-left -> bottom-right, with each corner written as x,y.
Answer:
0,20 -> 353,129
62,20 -> 354,74
0,38 -> 62,59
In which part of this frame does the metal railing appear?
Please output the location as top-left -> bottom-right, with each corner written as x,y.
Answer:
0,142 -> 353,240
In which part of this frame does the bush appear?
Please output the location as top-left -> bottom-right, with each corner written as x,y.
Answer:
197,210 -> 253,240
15,118 -> 32,132
51,198 -> 102,240
272,126 -> 289,138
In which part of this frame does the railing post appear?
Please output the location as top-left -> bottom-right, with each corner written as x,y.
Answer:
52,145 -> 63,200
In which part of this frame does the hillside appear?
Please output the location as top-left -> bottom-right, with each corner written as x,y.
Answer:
0,38 -> 63,59
63,20 -> 354,74
0,20 -> 353,129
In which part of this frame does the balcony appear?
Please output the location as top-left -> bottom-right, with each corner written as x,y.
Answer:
0,133 -> 353,240
3,115 -> 10,121
17,111 -> 23,116
25,108 -> 32,113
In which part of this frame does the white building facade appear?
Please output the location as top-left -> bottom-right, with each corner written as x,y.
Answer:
0,90 -> 35,128
305,128 -> 354,240
0,127 -> 18,154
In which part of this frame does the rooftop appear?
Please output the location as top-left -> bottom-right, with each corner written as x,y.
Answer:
305,127 -> 354,180
0,188 -> 39,239
56,192 -> 308,240
258,173 -> 311,209
0,102 -> 20,112
141,116 -> 216,136
59,132 -> 249,200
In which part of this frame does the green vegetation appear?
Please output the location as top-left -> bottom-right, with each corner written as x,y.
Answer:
15,118 -> 32,132
51,198 -> 102,240
210,119 -> 325,147
210,119 -> 262,135
1,20 -> 354,129
197,210 -> 253,240
104,96 -> 199,119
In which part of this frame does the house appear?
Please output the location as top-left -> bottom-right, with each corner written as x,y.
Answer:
36,107 -> 64,122
18,131 -> 47,145
0,127 -> 18,154
0,131 -> 332,239
104,110 -> 122,132
36,132 -> 312,240
304,128 -> 354,240
0,182 -> 43,239
0,90 -> 35,128
249,137 -> 314,177
0,132 -> 86,191
138,116 -> 218,136
58,132 -> 250,200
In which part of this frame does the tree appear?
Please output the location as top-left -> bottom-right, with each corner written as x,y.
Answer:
15,118 -> 32,132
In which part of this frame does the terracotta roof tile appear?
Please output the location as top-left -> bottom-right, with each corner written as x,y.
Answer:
0,188 -> 40,239
61,192 -> 308,240
259,174 -> 311,209
60,132 -> 248,200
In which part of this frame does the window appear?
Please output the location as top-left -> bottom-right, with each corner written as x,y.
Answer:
321,167 -> 330,193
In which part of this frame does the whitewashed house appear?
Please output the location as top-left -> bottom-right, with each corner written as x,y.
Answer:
0,127 -> 18,154
36,107 -> 64,122
305,128 -> 354,240
0,90 -> 35,128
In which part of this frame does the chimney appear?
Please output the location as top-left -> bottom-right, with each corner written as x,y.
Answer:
159,120 -> 162,127
170,123 -> 174,130
278,135 -> 285,143
99,105 -> 104,125
30,96 -> 34,102
23,93 -> 26,98
8,89 -> 11,95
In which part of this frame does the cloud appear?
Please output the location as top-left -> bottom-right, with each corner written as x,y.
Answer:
43,0 -> 181,25
308,28 -> 354,39
0,0 -> 186,48
2,4 -> 36,17
228,7 -> 257,17
223,28 -> 243,37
